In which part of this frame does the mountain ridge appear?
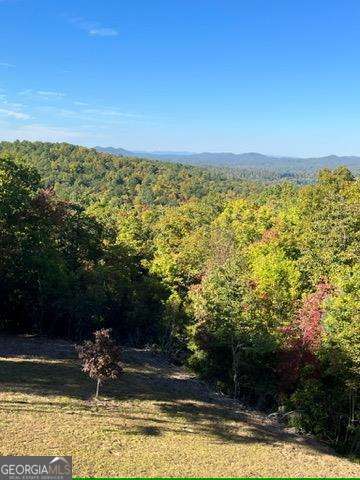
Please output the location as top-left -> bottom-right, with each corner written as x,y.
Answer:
95,146 -> 360,172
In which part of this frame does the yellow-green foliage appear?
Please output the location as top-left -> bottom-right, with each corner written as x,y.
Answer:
0,141 -> 359,456
324,265 -> 360,382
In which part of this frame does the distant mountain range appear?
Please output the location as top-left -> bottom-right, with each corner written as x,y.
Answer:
95,146 -> 360,173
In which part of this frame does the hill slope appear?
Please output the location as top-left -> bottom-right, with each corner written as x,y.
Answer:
0,141 -> 262,207
0,335 -> 358,477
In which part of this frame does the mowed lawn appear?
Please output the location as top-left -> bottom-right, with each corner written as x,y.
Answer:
0,336 -> 359,478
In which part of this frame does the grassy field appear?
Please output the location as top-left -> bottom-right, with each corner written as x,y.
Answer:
0,335 -> 359,478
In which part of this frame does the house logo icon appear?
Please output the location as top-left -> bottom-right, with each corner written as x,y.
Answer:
48,457 -> 71,477
49,458 -> 70,466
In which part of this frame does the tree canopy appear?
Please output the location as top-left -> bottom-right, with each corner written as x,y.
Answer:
0,141 -> 358,455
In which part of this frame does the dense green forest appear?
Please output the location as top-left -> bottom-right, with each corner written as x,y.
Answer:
0,141 -> 359,456
0,141 -> 263,209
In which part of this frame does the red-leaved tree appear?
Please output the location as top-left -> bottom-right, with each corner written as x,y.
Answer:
77,328 -> 123,399
277,282 -> 333,394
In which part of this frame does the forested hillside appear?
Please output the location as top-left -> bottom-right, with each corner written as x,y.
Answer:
0,141 -> 359,456
0,141 -> 262,209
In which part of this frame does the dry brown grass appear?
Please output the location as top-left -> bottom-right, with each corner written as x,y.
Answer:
0,335 -> 359,477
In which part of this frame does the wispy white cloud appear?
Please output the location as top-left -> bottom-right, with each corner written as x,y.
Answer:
68,16 -> 119,37
74,101 -> 89,106
0,62 -> 15,68
37,90 -> 66,98
57,109 -> 79,117
18,89 -> 66,99
89,28 -> 118,37
83,108 -> 145,118
0,108 -> 30,120
18,89 -> 33,96
0,123 -> 84,141
35,106 -> 140,127
5,102 -> 24,108
0,98 -> 25,109
83,108 -> 123,117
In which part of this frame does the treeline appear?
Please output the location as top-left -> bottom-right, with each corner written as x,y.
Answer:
0,142 -> 359,456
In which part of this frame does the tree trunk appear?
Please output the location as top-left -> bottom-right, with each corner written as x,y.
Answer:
95,378 -> 100,399
232,339 -> 242,400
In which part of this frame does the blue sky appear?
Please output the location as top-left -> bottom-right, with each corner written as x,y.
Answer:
1,0 -> 360,156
